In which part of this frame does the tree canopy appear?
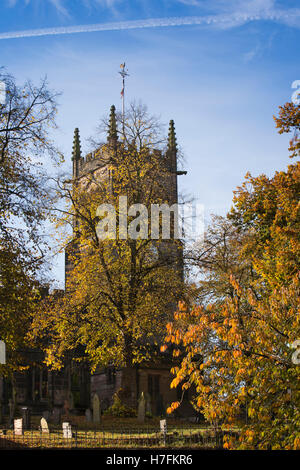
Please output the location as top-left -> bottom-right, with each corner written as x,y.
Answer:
30,109 -> 186,372
0,70 -> 59,377
163,101 -> 300,450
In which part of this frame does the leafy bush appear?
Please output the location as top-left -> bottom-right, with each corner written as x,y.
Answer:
103,391 -> 136,418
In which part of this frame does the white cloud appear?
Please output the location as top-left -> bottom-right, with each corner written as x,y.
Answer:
177,0 -> 275,12
49,0 -> 70,18
176,0 -> 276,15
217,0 -> 275,12
244,43 -> 262,63
5,0 -> 70,17
5,0 -> 123,18
95,0 -> 121,6
176,0 -> 202,6
81,0 -> 122,10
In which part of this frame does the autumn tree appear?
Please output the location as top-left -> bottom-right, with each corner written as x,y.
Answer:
274,100 -> 300,159
163,102 -> 300,449
30,105 -> 186,373
0,69 -> 59,403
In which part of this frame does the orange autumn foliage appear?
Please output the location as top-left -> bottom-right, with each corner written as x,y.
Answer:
163,101 -> 300,450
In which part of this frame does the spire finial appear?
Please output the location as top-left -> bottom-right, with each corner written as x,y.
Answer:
72,127 -> 81,179
167,119 -> 177,152
108,104 -> 118,143
72,127 -> 82,161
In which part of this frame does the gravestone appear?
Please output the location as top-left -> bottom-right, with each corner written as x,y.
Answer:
138,392 -> 146,424
52,407 -> 61,425
92,394 -> 101,423
62,422 -> 72,439
188,416 -> 197,423
160,419 -> 167,433
69,392 -> 74,411
40,417 -> 49,434
145,392 -> 152,415
0,340 -> 5,364
8,399 -> 14,426
21,407 -> 31,430
63,399 -> 70,419
85,408 -> 92,423
14,418 -> 23,436
160,419 -> 167,446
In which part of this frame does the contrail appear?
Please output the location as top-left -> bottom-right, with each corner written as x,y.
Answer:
0,15 -> 230,40
0,11 -> 299,40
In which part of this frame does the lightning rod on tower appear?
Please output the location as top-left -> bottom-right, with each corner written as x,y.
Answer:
119,62 -> 129,137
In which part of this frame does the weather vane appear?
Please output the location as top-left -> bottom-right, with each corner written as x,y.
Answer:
119,62 -> 129,135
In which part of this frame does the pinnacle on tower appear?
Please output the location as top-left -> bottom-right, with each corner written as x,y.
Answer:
167,119 -> 177,153
108,104 -> 118,144
72,127 -> 82,161
72,127 -> 81,178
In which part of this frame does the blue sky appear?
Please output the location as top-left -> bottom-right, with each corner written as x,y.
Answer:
0,0 -> 300,286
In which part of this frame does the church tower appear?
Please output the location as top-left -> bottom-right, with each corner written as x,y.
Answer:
66,110 -> 186,283
64,107 -> 190,416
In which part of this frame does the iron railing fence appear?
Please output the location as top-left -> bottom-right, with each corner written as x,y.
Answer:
0,426 -> 236,449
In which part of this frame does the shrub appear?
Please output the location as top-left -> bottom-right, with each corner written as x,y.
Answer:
103,391 -> 136,418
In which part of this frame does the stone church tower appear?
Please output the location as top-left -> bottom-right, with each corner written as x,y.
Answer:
66,105 -> 185,282
66,106 -> 192,416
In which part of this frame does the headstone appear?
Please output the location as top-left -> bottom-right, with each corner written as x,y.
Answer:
138,392 -> 146,424
92,394 -> 100,423
14,418 -> 23,436
62,422 -> 72,439
160,419 -> 167,433
160,419 -> 167,446
85,408 -> 92,423
69,392 -> 74,410
8,399 -> 14,425
188,416 -> 197,423
63,399 -> 70,418
21,407 -> 31,430
0,340 -> 5,364
52,407 -> 61,425
40,417 -> 49,434
145,392 -> 152,415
